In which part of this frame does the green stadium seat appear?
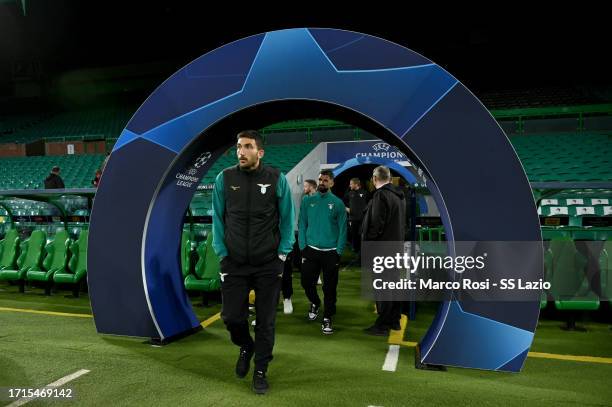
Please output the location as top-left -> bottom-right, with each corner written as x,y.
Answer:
540,292 -> 548,309
545,237 -> 600,330
0,230 -> 46,292
0,229 -> 20,271
184,229 -> 221,293
53,230 -> 88,297
599,239 -> 612,301
26,230 -> 70,295
181,230 -> 191,278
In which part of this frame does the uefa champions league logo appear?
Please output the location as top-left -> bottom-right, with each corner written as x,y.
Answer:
193,152 -> 212,168
355,142 -> 404,160
372,142 -> 391,152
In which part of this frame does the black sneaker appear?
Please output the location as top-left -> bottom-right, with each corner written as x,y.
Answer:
308,303 -> 320,321
321,318 -> 333,335
363,324 -> 389,336
252,370 -> 269,394
235,345 -> 254,378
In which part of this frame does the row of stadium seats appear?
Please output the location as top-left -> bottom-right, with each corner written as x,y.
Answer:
480,87 -> 604,110
1,134 -> 609,189
0,154 -> 105,189
541,238 -> 612,330
418,226 -> 445,242
0,142 -> 316,191
541,226 -> 610,241
541,197 -> 610,206
511,134 -> 611,182
199,143 -> 317,184
0,229 -> 88,296
0,113 -> 50,135
190,191 -> 213,216
538,191 -> 612,227
0,106 -> 134,143
539,206 -> 612,216
415,225 -> 611,322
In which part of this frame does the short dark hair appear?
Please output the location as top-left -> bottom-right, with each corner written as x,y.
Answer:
350,178 -> 361,186
236,130 -> 264,150
319,169 -> 334,180
52,166 -> 60,173
305,179 -> 317,188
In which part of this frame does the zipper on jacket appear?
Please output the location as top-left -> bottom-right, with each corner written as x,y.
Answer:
246,176 -> 251,262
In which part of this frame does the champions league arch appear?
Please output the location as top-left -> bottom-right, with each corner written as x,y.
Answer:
88,28 -> 542,372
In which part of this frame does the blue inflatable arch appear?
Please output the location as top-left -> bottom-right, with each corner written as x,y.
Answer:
88,28 -> 542,372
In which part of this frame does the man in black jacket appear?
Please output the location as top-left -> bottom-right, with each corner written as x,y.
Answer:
44,166 -> 65,189
361,165 -> 406,336
343,178 -> 369,257
212,130 -> 295,394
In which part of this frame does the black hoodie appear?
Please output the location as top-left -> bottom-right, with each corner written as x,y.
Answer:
361,183 -> 406,242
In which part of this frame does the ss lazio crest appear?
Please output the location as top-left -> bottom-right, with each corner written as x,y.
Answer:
328,203 -> 334,210
258,184 -> 271,194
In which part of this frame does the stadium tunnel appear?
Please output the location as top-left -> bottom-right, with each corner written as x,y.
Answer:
88,28 -> 542,372
330,156 -> 429,215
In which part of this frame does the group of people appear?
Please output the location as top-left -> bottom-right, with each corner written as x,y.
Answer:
42,130 -> 408,394
212,130 -> 409,394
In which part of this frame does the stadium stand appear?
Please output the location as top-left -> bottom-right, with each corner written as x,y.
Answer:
0,106 -> 134,144
0,154 -> 105,189
480,86 -> 609,109
511,134 -> 611,182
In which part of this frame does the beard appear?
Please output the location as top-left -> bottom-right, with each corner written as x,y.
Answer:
317,184 -> 328,193
238,156 -> 257,170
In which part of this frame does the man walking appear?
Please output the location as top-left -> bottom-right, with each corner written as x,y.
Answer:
362,166 -> 406,336
298,169 -> 347,335
280,178 -> 319,313
212,130 -> 295,394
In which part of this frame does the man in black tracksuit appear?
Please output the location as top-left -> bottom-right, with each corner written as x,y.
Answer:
361,165 -> 406,336
343,178 -> 369,256
298,170 -> 347,335
212,130 -> 295,394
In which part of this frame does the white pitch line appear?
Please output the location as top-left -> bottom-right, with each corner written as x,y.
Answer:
382,345 -> 400,372
6,369 -> 90,407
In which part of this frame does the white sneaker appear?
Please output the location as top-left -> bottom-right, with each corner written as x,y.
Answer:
251,319 -> 256,326
283,298 -> 293,314
308,303 -> 320,321
317,276 -> 322,285
321,318 -> 333,335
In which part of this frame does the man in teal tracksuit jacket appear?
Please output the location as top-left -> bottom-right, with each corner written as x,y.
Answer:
298,169 -> 347,335
212,130 -> 294,394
